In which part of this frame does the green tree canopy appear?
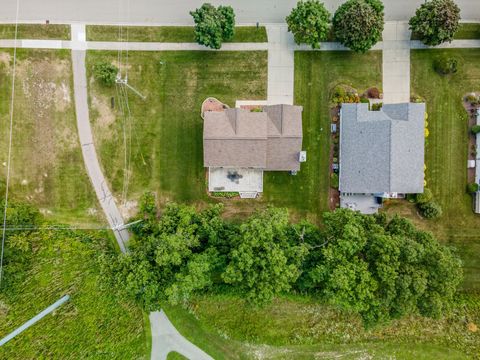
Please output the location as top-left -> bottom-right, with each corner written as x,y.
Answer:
332,0 -> 384,53
302,210 -> 462,326
93,62 -> 118,87
286,0 -> 331,49
190,3 -> 235,49
100,201 -> 224,309
409,0 -> 461,46
222,207 -> 308,305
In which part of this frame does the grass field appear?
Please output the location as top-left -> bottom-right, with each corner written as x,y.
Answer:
0,24 -> 70,40
0,49 -> 101,226
0,229 -> 147,358
263,51 -> 382,223
86,25 -> 268,43
385,49 -> 480,291
164,293 -> 478,359
86,50 -> 267,218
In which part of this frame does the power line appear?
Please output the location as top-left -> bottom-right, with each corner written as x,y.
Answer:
0,0 -> 20,288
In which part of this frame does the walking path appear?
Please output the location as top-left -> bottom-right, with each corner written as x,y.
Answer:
71,49 -> 129,252
382,21 -> 411,103
150,311 -> 213,360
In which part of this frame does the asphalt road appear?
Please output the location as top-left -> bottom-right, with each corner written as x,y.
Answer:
0,0 -> 478,25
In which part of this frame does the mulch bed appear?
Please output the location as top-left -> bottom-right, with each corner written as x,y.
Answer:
463,93 -> 479,183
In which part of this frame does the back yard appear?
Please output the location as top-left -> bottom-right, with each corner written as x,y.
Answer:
0,49 -> 101,226
385,49 -> 480,291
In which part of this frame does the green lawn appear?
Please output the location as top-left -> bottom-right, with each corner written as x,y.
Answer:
86,50 -> 267,215
0,230 -> 147,358
0,24 -> 70,40
0,49 -> 101,226
385,49 -> 480,291
455,23 -> 480,39
163,293 -> 478,359
263,51 -> 382,223
86,25 -> 267,42
411,23 -> 480,40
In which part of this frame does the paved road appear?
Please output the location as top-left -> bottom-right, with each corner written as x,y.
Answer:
1,0 -> 479,25
71,48 -> 129,252
150,311 -> 213,360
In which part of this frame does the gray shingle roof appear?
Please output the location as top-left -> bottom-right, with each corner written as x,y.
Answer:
203,105 -> 303,171
339,103 -> 425,194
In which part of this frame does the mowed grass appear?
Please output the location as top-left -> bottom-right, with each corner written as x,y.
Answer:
0,49 -> 101,226
0,230 -> 147,358
385,49 -> 480,291
455,23 -> 480,39
0,24 -> 70,40
86,51 -> 267,213
163,293 -> 478,359
86,25 -> 268,42
263,51 -> 382,223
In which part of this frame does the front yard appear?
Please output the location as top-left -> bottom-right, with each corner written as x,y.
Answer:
385,48 -> 480,291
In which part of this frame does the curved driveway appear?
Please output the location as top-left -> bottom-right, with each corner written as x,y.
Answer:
0,0 -> 479,25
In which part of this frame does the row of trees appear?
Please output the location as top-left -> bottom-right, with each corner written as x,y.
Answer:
191,0 -> 461,51
100,193 -> 463,327
286,0 -> 461,52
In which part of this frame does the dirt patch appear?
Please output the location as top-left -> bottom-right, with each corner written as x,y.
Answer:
91,94 -> 116,129
118,200 -> 139,219
0,52 -> 11,66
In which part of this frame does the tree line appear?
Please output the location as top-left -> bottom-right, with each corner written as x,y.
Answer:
100,192 -> 463,327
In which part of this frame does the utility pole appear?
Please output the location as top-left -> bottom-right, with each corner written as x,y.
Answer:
116,75 -> 146,100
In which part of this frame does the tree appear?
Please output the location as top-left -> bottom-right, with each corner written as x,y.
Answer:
303,210 -> 462,326
332,0 -> 384,53
190,3 -> 235,49
100,202 -> 224,309
286,0 -> 331,49
409,0 -> 460,46
93,62 -> 118,87
222,208 -> 308,305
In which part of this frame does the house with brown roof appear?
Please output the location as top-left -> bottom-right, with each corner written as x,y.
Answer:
203,104 -> 304,198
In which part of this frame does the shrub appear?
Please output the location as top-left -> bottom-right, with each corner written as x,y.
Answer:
330,172 -> 339,188
367,87 -> 380,99
411,94 -> 425,103
371,102 -> 383,111
409,0 -> 461,46
332,0 -> 384,53
210,191 -> 239,198
190,3 -> 235,49
434,56 -> 458,75
467,183 -> 479,194
471,125 -> 480,134
416,188 -> 433,204
419,201 -> 443,219
466,94 -> 479,105
93,62 -> 118,87
286,0 -> 331,49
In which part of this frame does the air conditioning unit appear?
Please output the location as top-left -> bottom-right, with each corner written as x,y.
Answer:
299,151 -> 307,162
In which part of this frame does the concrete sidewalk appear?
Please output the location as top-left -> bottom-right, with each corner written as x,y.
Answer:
71,49 -> 129,252
150,311 -> 213,360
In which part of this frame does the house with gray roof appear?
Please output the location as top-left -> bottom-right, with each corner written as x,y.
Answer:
339,103 -> 425,214
203,104 -> 304,198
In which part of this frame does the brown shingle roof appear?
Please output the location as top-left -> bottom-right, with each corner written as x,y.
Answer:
203,105 -> 303,170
